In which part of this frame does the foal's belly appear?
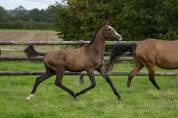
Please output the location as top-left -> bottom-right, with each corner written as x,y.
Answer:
65,61 -> 101,72
65,59 -> 86,72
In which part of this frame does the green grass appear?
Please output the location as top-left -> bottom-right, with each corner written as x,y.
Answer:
0,62 -> 178,118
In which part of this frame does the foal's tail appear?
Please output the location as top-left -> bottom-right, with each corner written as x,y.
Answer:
24,45 -> 46,57
105,43 -> 137,72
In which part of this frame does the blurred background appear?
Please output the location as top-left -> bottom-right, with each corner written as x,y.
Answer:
0,0 -> 178,41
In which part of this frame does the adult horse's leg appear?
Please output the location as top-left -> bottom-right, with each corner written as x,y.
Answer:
147,67 -> 160,89
127,61 -> 144,87
55,68 -> 76,98
97,67 -> 121,100
76,70 -> 96,96
26,68 -> 53,100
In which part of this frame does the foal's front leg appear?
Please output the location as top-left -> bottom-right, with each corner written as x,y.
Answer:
76,70 -> 96,97
97,67 -> 121,100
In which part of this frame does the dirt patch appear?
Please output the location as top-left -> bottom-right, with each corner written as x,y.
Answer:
0,30 -> 63,56
0,31 -> 62,41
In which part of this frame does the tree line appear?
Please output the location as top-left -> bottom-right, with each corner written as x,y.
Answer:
0,0 -> 178,41
0,6 -> 54,29
53,0 -> 178,41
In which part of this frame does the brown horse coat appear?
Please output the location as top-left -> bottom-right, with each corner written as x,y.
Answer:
107,38 -> 178,90
26,25 -> 122,100
136,39 -> 178,69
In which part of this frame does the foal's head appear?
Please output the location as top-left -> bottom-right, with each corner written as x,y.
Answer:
102,25 -> 122,41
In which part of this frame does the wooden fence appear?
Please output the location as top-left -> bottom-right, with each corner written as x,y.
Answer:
0,41 -> 137,45
0,40 -> 177,76
0,57 -> 133,61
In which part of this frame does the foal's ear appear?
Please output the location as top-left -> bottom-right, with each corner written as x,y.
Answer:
102,20 -> 110,26
99,20 -> 110,27
105,20 -> 110,25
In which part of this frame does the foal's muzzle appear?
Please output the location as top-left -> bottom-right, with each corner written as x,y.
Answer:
113,34 -> 122,41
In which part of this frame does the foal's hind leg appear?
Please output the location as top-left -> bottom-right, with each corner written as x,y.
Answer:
26,68 -> 53,100
147,67 -> 160,90
76,70 -> 96,97
55,68 -> 76,99
127,62 -> 143,88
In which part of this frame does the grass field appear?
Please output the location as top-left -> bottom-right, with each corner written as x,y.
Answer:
0,62 -> 178,118
0,29 -> 177,118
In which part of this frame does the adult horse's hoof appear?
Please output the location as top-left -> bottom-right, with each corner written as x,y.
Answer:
117,96 -> 122,101
156,87 -> 161,90
127,83 -> 131,88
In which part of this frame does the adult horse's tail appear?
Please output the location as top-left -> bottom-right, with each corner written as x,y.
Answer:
105,43 -> 137,71
24,45 -> 46,57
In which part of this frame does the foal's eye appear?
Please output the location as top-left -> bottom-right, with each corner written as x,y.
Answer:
107,29 -> 111,31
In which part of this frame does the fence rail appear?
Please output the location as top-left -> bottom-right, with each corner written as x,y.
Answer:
0,41 -> 137,45
0,71 -> 177,76
0,40 -> 177,77
0,56 -> 134,61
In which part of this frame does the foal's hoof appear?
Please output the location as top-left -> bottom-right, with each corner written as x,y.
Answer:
74,96 -> 79,101
72,94 -> 78,100
73,95 -> 79,101
25,94 -> 34,101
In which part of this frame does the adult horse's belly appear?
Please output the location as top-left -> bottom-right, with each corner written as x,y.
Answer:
156,48 -> 178,69
136,39 -> 178,69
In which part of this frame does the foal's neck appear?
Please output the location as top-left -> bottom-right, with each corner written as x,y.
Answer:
89,30 -> 106,56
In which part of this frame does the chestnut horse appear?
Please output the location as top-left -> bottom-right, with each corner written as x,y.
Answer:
26,25 -> 122,100
106,38 -> 178,89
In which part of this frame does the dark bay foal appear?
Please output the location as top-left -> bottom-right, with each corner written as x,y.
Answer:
26,25 -> 122,100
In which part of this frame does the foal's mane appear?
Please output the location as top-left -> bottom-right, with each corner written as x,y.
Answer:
87,24 -> 106,46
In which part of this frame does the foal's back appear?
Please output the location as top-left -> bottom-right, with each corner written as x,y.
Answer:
44,45 -> 101,72
44,46 -> 88,71
135,39 -> 178,69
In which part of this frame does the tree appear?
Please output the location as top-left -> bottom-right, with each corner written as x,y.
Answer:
52,0 -> 178,41
0,6 -> 54,29
0,6 -> 10,28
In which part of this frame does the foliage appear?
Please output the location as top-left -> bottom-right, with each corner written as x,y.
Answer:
0,6 -> 53,30
1,1 -> 178,40
53,0 -> 178,40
